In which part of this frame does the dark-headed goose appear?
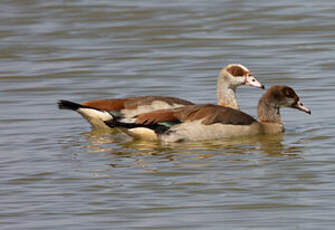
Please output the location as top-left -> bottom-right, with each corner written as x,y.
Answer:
104,85 -> 310,142
58,64 -> 264,129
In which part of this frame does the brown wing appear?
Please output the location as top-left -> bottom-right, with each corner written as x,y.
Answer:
136,104 -> 257,126
199,105 -> 257,125
82,98 -> 132,111
135,109 -> 178,125
82,96 -> 194,112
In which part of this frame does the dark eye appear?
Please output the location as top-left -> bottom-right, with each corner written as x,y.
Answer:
288,92 -> 295,98
283,88 -> 295,98
252,79 -> 255,82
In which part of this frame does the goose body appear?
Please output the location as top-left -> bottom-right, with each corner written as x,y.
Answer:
105,85 -> 310,142
58,64 -> 264,129
58,96 -> 193,129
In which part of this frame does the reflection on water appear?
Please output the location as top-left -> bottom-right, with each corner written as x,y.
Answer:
83,129 -> 302,158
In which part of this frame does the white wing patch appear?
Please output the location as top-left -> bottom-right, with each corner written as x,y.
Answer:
120,101 -> 185,123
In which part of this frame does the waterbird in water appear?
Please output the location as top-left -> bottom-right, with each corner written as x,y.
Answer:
104,85 -> 311,142
58,64 -> 264,129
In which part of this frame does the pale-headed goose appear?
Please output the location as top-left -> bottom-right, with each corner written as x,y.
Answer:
104,85 -> 310,142
58,64 -> 264,129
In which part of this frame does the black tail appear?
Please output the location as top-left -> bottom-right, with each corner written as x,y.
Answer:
104,119 -> 170,135
58,100 -> 85,111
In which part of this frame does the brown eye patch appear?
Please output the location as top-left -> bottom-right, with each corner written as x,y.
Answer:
227,65 -> 248,77
283,87 -> 297,98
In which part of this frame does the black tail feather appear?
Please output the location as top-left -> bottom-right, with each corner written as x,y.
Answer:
104,119 -> 170,135
58,100 -> 85,111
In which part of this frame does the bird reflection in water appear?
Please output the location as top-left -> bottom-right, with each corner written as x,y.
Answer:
83,128 -> 303,157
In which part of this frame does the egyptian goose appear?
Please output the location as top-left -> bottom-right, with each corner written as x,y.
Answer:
104,85 -> 311,142
58,64 -> 264,129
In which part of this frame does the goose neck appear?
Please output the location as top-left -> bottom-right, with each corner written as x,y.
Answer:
217,80 -> 239,110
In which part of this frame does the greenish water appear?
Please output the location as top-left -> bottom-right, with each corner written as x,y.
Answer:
1,0 -> 335,229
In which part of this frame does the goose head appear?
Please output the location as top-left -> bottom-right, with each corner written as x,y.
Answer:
219,64 -> 265,90
262,85 -> 311,114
